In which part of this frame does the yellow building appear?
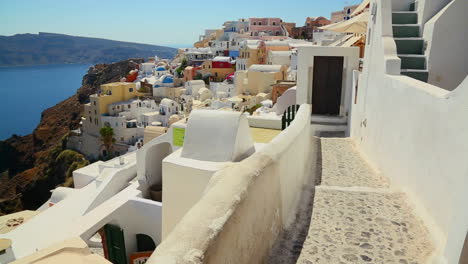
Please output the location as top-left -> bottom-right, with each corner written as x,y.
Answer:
198,60 -> 234,82
194,29 -> 224,48
211,67 -> 235,82
83,82 -> 138,136
238,44 -> 260,70
258,41 -> 290,65
236,64 -> 288,96
199,60 -> 212,77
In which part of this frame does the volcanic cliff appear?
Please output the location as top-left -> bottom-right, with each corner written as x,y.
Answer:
0,58 -> 143,214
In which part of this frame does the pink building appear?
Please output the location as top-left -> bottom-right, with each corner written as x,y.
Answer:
249,18 -> 286,37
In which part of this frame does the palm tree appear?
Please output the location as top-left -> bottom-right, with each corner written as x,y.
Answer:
99,125 -> 115,159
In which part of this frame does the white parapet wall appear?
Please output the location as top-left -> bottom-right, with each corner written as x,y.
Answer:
350,1 -> 468,263
423,0 -> 468,91
147,104 -> 317,263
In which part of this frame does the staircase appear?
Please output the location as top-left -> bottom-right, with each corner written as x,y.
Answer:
392,2 -> 429,82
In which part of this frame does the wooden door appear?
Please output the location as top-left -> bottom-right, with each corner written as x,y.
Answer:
312,56 -> 344,115
104,224 -> 127,264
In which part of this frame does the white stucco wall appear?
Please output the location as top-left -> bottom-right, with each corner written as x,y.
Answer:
136,121 -> 187,187
149,104 -> 317,264
423,0 -> 468,91
107,197 -> 162,259
0,155 -> 138,263
350,1 -> 468,263
161,149 -> 230,239
73,161 -> 104,188
417,0 -> 452,25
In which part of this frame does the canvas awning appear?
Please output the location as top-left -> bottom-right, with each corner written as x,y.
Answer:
341,36 -> 363,47
329,34 -> 354,47
350,0 -> 370,17
319,12 -> 369,34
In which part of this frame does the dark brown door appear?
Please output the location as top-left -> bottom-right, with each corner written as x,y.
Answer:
312,56 -> 344,115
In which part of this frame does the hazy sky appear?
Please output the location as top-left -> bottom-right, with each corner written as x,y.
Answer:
0,0 -> 361,48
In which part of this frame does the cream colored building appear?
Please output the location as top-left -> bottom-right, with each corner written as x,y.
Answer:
83,82 -> 138,137
236,64 -> 288,96
237,44 -> 260,71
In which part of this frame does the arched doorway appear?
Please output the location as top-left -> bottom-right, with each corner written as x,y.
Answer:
136,234 -> 156,252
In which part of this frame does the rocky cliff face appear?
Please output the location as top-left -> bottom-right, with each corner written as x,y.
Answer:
0,58 -> 143,215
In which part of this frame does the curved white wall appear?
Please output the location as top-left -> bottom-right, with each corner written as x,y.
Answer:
147,104 -> 317,263
423,0 -> 468,91
351,1 -> 468,263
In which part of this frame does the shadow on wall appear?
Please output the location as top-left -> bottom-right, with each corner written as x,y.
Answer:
145,142 -> 172,188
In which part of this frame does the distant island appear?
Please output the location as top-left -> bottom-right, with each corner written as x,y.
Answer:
0,32 -> 178,66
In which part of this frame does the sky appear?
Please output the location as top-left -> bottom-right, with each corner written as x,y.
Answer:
0,0 -> 361,48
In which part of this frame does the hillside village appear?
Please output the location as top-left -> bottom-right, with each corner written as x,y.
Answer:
0,0 -> 467,263
66,9 -> 366,160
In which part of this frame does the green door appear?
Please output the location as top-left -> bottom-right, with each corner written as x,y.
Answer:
104,224 -> 127,264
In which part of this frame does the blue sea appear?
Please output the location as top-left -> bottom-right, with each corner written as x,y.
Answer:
0,64 -> 91,140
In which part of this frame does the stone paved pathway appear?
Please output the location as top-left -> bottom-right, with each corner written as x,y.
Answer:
268,136 -> 434,264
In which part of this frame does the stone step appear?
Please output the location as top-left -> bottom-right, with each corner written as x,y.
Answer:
401,69 -> 429,82
320,138 -> 389,188
393,24 -> 420,38
392,11 -> 418,24
311,115 -> 347,125
296,188 -> 434,264
398,54 -> 426,70
394,38 -> 424,55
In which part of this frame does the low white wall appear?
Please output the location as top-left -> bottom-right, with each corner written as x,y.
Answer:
136,123 -> 186,187
84,162 -> 137,214
148,104 -> 317,263
423,0 -> 468,91
351,1 -> 468,262
418,0 -> 452,25
247,115 -> 282,130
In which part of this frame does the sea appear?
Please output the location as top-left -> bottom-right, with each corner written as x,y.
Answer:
0,64 -> 91,140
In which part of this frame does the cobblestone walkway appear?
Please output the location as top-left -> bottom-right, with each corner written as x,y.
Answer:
268,136 -> 434,264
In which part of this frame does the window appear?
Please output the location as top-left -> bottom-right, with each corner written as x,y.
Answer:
259,22 -> 262,25
272,22 -> 276,26
129,88 -> 134,92
93,101 -> 96,106
253,22 -> 257,25
128,104 -> 131,108
95,110 -> 97,115
89,117 -> 92,123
